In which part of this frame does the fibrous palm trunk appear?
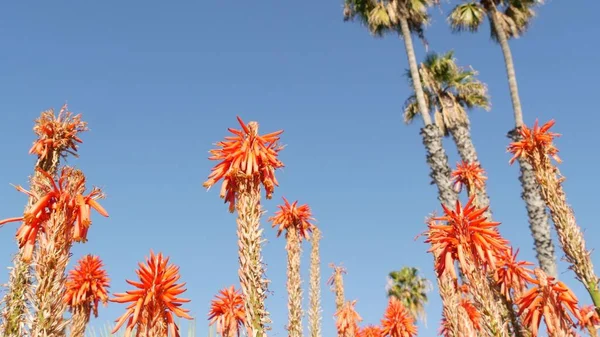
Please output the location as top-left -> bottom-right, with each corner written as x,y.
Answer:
308,228 -> 322,337
1,152 -> 62,337
448,124 -> 492,216
487,3 -> 557,278
398,17 -> 457,208
235,176 -> 271,337
285,229 -> 302,337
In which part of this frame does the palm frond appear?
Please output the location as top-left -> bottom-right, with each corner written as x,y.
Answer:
448,2 -> 485,33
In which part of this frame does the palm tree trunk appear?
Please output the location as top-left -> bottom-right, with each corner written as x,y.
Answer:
487,5 -> 558,278
399,17 -> 457,208
308,228 -> 322,337
285,229 -> 303,337
236,176 -> 271,337
448,124 -> 492,214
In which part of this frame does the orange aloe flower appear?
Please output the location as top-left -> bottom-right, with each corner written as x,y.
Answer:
64,254 -> 110,317
458,298 -> 481,331
111,251 -> 192,337
493,248 -> 536,300
29,104 -> 88,161
335,300 -> 362,337
268,197 -> 316,239
451,161 -> 487,194
203,116 -> 284,212
424,195 -> 509,280
208,286 -> 246,337
579,305 -> 600,331
516,268 -> 581,337
380,297 -> 417,337
508,119 -> 561,165
358,325 -> 383,337
0,167 -> 108,261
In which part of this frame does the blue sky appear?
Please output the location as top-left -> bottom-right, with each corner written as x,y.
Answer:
1,1 -> 599,336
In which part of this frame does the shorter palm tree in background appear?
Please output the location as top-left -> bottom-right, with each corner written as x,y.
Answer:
386,267 -> 431,324
404,51 -> 492,214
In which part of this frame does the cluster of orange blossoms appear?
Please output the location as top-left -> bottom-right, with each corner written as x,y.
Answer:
203,116 -> 284,212
508,119 -> 562,164
269,197 -> 316,239
111,251 -> 191,337
451,161 -> 487,193
335,298 -> 418,337
28,104 -> 88,161
64,254 -> 110,316
335,300 -> 362,337
0,167 -> 108,261
423,193 -> 595,336
380,298 -> 417,337
208,286 -> 247,337
425,196 -> 508,280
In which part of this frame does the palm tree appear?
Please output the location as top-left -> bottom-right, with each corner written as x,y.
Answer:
403,51 -> 492,214
343,0 -> 457,208
386,267 -> 431,324
448,0 -> 557,278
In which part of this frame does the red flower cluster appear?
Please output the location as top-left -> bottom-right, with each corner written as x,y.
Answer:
508,119 -> 561,165
64,255 -> 110,317
268,197 -> 316,240
424,196 -> 509,279
203,116 -> 284,212
208,286 -> 246,337
0,167 -> 108,261
29,104 -> 88,161
111,251 -> 191,337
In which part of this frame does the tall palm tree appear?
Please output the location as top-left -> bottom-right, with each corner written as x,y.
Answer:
448,0 -> 557,278
343,0 -> 457,208
403,51 -> 492,214
386,267 -> 431,324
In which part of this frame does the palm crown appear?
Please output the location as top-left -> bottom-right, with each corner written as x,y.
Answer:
343,0 -> 437,43
449,0 -> 541,41
386,267 -> 431,323
403,51 -> 490,136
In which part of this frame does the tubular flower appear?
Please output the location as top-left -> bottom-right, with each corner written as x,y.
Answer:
335,300 -> 362,337
493,248 -> 536,300
64,254 -> 110,316
208,286 -> 246,337
358,325 -> 383,337
203,116 -> 284,212
29,104 -> 88,161
111,251 -> 192,337
508,119 -> 561,165
380,297 -> 417,337
268,197 -> 316,239
451,161 -> 487,194
0,167 -> 108,261
424,195 -> 509,280
579,305 -> 600,331
516,268 -> 581,337
458,298 -> 481,331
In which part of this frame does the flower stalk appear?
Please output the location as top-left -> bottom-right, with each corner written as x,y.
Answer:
0,106 -> 87,337
509,120 -> 600,314
308,227 -> 322,337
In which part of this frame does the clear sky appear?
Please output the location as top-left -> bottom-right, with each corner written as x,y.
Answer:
1,1 -> 599,336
